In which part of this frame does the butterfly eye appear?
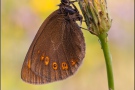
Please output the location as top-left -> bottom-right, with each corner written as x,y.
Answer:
61,62 -> 68,70
52,62 -> 58,70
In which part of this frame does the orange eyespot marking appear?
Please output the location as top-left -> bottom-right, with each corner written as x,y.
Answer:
71,59 -> 76,66
40,53 -> 45,61
52,62 -> 58,70
37,50 -> 40,54
40,56 -> 45,61
27,60 -> 31,69
44,56 -> 50,65
61,62 -> 68,70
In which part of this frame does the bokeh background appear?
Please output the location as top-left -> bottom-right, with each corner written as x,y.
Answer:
1,0 -> 134,90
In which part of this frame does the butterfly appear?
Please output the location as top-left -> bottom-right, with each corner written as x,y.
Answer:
21,0 -> 85,84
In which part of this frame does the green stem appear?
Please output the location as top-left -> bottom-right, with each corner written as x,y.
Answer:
98,33 -> 114,90
77,0 -> 114,89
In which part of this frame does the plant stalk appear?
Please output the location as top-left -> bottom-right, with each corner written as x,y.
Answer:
98,33 -> 114,90
77,0 -> 115,90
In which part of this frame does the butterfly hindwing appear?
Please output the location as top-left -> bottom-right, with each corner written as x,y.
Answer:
21,3 -> 85,84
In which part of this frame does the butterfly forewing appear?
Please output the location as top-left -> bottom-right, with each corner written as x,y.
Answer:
21,10 -> 64,84
30,13 -> 66,82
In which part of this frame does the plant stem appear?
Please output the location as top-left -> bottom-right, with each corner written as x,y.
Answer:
98,33 -> 114,90
77,0 -> 115,90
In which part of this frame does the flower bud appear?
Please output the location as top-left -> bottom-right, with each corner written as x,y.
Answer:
78,0 -> 112,36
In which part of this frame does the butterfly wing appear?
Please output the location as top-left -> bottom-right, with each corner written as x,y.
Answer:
21,10 -> 85,84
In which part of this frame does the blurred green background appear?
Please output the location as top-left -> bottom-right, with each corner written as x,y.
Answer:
1,0 -> 134,90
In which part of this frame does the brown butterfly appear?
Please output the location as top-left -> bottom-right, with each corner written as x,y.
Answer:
21,0 -> 85,84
